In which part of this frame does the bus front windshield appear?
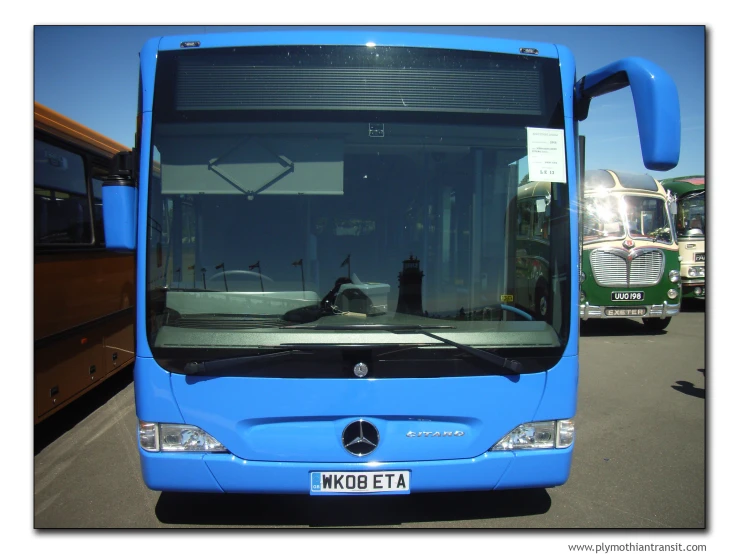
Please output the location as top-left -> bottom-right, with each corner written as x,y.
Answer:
144,45 -> 570,362
584,194 -> 673,245
583,196 -> 625,242
623,195 -> 673,243
676,191 -> 705,238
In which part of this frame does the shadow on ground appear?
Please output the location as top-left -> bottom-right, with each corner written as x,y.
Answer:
672,379 -> 705,399
34,365 -> 134,455
155,487 -> 551,527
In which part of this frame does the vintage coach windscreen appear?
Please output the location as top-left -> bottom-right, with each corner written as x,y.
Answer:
675,191 -> 705,238
583,195 -> 674,245
145,45 -> 570,372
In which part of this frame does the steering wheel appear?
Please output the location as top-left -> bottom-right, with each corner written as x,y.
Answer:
207,270 -> 275,282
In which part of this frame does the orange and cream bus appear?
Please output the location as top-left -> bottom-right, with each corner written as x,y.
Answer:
34,102 -> 135,423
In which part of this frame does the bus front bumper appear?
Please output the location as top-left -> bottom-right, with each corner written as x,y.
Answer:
580,301 -> 680,320
681,280 -> 705,299
138,446 -> 574,494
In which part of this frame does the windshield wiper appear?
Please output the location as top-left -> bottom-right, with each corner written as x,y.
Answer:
182,327 -> 521,376
182,349 -> 313,376
406,329 -> 523,375
283,323 -> 521,375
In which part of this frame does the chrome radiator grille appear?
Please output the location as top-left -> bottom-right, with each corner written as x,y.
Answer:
628,250 -> 665,285
590,251 -> 627,286
589,249 -> 665,287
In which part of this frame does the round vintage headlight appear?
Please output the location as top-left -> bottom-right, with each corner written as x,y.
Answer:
669,270 -> 680,283
667,288 -> 679,299
688,267 -> 697,277
697,267 -> 705,278
580,271 -> 586,283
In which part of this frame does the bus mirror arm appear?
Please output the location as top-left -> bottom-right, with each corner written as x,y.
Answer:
574,71 -> 628,121
107,150 -> 134,180
575,57 -> 680,171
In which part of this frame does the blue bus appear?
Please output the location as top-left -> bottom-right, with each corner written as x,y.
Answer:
103,31 -> 680,494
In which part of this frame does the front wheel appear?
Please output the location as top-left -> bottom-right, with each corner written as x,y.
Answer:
642,317 -> 671,332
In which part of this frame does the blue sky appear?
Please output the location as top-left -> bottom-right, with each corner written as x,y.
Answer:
34,25 -> 705,180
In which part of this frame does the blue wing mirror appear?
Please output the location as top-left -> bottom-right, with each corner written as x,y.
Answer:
575,57 -> 680,171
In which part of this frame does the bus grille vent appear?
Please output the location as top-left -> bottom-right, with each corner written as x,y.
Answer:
590,249 -> 664,287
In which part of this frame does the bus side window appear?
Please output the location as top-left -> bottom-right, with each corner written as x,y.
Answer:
34,139 -> 92,245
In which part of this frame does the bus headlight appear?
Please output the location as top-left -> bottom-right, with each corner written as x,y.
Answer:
580,271 -> 586,283
667,288 -> 679,299
139,422 -> 159,451
697,267 -> 705,277
669,270 -> 680,283
139,421 -> 228,453
556,419 -> 575,448
490,419 -> 574,451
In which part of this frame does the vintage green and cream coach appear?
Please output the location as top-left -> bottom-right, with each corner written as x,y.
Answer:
661,176 -> 705,301
579,169 -> 681,331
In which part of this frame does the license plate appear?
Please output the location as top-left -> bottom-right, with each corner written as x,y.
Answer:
695,253 -> 705,262
611,291 -> 644,301
310,471 -> 410,494
604,307 -> 647,316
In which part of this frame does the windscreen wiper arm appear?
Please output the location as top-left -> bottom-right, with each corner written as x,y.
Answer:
182,349 -> 312,376
394,328 -> 522,375
284,323 -> 521,374
183,328 -> 520,376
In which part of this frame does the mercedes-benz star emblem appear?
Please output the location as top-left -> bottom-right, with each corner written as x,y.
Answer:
353,362 -> 369,378
342,420 -> 379,456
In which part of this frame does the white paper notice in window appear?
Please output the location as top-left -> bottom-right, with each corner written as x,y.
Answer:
527,127 -> 567,184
